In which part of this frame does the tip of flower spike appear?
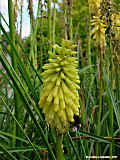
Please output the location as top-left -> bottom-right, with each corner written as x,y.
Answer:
62,39 -> 72,48
53,44 -> 61,53
48,51 -> 57,58
71,51 -> 77,55
48,59 -> 55,63
70,44 -> 77,49
42,65 -> 48,70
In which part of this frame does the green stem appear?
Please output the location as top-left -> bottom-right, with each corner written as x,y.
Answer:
39,3 -> 43,71
88,8 -> 91,69
33,0 -> 41,69
56,133 -> 64,160
109,39 -> 114,160
96,47 -> 103,157
48,0 -> 52,50
53,0 -> 56,53
66,0 -> 71,40
107,50 -> 110,79
29,22 -> 34,65
116,52 -> 120,100
29,0 -> 41,70
107,1 -> 114,156
28,0 -> 35,67
8,0 -> 21,147
69,0 -> 73,40
77,40 -> 85,127
63,0 -> 67,40
20,2 -> 23,37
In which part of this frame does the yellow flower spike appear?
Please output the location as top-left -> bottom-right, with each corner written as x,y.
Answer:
47,109 -> 54,120
42,104 -> 49,114
43,68 -> 56,75
66,107 -> 74,122
44,63 -> 59,69
38,101 -> 43,108
60,61 -> 65,66
54,96 -> 59,105
111,13 -> 120,39
47,94 -> 53,103
51,74 -> 58,82
64,96 -> 69,105
61,39 -> 72,49
88,0 -> 102,14
56,78 -> 61,86
39,91 -> 48,102
56,68 -> 61,72
59,88 -> 64,100
53,104 -> 59,112
67,98 -> 74,106
55,116 -> 63,130
61,80 -> 70,95
72,106 -> 79,115
53,44 -> 62,54
38,40 -> 80,133
48,58 -> 56,63
74,98 -> 79,105
91,12 -> 106,48
44,75 -> 55,83
63,66 -> 78,73
64,76 -> 72,85
58,110 -> 67,121
64,70 -> 79,80
60,72 -> 65,79
53,86 -> 58,97
60,100 -> 65,110
43,81 -> 55,92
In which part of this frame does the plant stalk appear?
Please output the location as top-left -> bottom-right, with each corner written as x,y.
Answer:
8,0 -> 21,147
20,1 -> 23,37
69,0 -> 73,40
109,37 -> 114,160
48,0 -> 52,50
63,0 -> 67,40
88,8 -> 92,72
53,0 -> 56,52
56,133 -> 64,160
96,46 -> 103,157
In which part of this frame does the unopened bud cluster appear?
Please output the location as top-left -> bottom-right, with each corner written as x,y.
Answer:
38,40 -> 80,133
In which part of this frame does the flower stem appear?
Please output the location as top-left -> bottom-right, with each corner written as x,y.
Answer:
48,0 -> 52,50
96,46 -> 103,157
56,133 -> 65,160
8,0 -> 21,147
